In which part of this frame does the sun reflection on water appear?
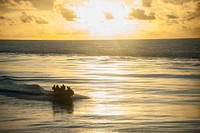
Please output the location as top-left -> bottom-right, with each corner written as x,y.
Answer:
89,91 -> 124,116
91,104 -> 124,116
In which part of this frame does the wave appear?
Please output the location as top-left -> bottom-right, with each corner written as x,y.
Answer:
0,76 -> 89,102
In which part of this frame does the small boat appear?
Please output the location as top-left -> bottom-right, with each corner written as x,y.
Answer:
51,85 -> 74,104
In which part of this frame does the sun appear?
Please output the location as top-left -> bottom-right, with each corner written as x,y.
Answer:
75,0 -> 132,37
53,0 -> 142,39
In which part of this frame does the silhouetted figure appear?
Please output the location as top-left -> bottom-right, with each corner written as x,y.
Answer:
52,85 -> 56,92
63,84 -> 66,90
66,86 -> 74,96
60,84 -> 66,91
55,85 -> 60,92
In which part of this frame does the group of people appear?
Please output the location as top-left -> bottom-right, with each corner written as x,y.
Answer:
52,84 -> 74,102
52,84 -> 67,92
52,84 -> 74,96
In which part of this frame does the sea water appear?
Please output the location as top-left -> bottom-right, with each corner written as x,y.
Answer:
0,39 -> 200,132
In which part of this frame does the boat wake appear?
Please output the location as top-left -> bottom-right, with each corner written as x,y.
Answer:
0,76 -> 89,102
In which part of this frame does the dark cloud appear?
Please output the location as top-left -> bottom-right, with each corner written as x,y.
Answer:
196,1 -> 200,12
161,0 -> 199,5
0,0 -> 53,11
34,16 -> 48,24
0,16 -> 6,19
28,0 -> 53,10
21,12 -> 32,23
104,12 -> 114,20
0,0 -> 35,10
185,13 -> 197,21
167,14 -> 179,19
184,2 -> 200,20
142,0 -> 153,7
128,9 -> 156,20
60,7 -> 77,21
20,12 -> 48,24
54,4 -> 77,21
0,16 -> 14,25
0,16 -> 6,25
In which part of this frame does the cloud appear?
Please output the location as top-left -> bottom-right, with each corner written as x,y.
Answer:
0,16 -> 6,19
28,0 -> 54,10
161,0 -> 195,5
0,0 -> 35,10
142,0 -> 153,7
54,3 -> 77,21
183,1 -> 200,20
128,9 -> 156,20
20,12 -> 48,24
60,7 -> 77,21
167,14 -> 179,19
196,1 -> 200,13
0,15 -> 14,25
0,16 -> 7,25
191,25 -> 200,34
104,12 -> 114,20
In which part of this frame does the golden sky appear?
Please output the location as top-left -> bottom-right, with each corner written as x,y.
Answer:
0,0 -> 200,40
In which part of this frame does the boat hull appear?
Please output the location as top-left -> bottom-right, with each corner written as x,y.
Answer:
52,91 -> 73,104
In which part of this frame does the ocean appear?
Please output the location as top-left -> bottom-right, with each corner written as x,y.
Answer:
0,39 -> 200,132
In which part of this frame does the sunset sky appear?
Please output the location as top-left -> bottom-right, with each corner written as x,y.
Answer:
0,0 -> 200,40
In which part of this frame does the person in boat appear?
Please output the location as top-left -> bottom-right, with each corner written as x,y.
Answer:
66,86 -> 74,96
53,84 -> 74,96
52,85 -> 56,92
60,84 -> 66,91
55,85 -> 60,92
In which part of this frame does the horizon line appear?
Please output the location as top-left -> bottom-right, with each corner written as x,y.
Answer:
0,37 -> 200,41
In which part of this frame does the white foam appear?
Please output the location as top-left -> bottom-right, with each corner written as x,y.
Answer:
0,76 -> 89,101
